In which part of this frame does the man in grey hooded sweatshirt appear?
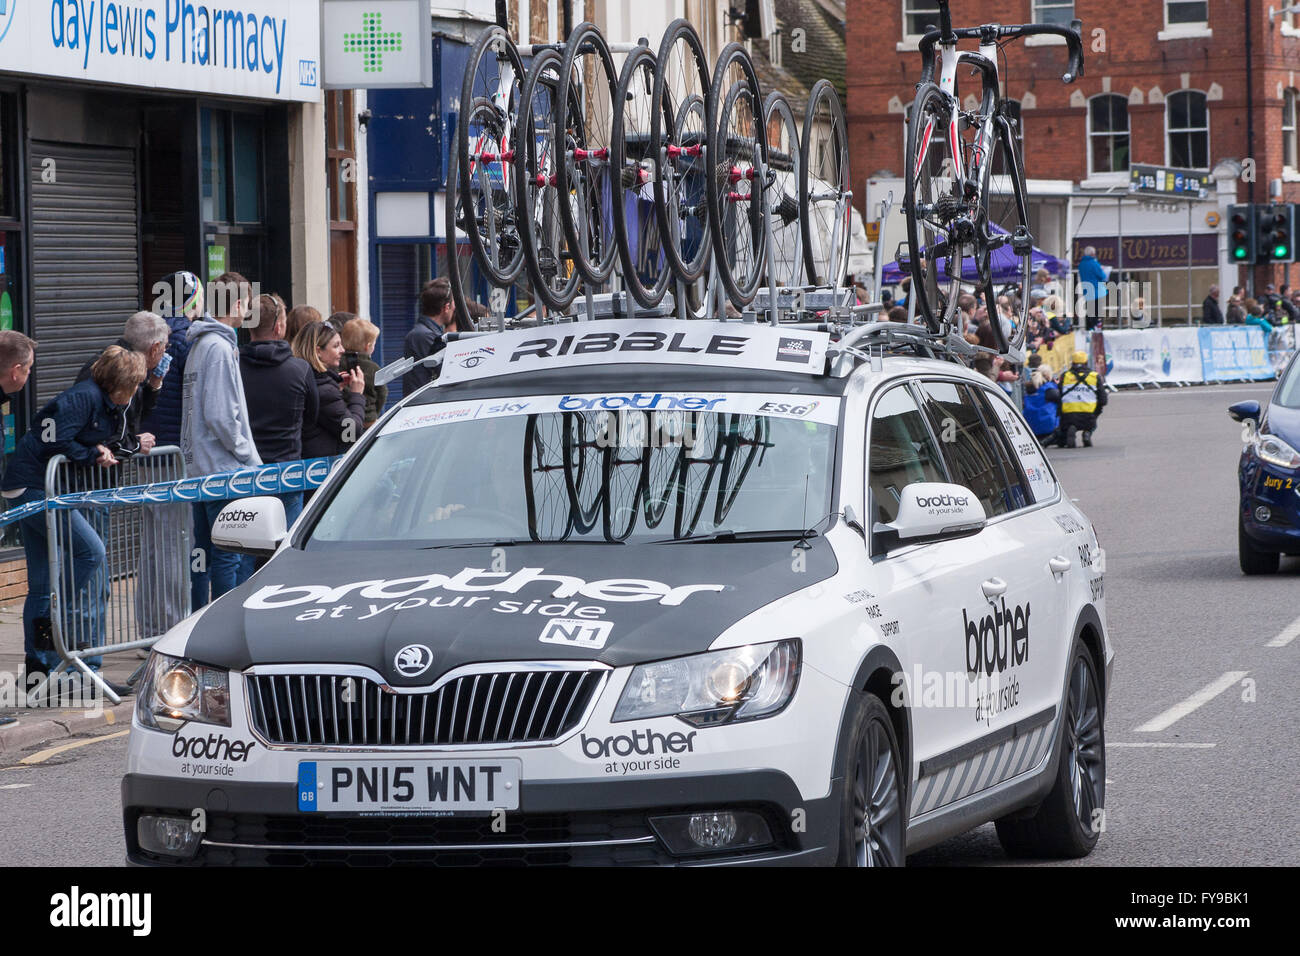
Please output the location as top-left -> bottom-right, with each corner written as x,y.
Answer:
182,271 -> 262,606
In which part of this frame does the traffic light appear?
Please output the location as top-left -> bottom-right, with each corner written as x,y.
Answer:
1228,204 -> 1255,263
1259,203 -> 1296,262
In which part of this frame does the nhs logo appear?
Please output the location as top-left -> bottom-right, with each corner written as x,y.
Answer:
538,619 -> 613,650
299,59 -> 318,87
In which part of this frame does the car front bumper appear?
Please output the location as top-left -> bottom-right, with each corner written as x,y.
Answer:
1240,455 -> 1300,552
122,769 -> 841,866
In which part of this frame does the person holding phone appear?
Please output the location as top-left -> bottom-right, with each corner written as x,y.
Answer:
294,321 -> 365,460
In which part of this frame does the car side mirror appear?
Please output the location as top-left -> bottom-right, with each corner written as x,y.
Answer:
873,482 -> 987,551
211,496 -> 288,559
1227,400 -> 1261,424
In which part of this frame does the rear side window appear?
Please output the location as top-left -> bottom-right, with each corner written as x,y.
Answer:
916,380 -> 1022,518
868,384 -> 948,524
968,388 -> 1031,510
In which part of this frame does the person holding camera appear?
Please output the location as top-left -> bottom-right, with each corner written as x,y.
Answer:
74,311 -> 171,455
294,321 -> 365,460
2,346 -> 145,692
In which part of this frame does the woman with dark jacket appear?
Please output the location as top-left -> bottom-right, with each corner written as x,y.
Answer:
293,321 -> 365,459
2,346 -> 145,689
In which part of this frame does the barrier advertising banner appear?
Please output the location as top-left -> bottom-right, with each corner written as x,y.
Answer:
1101,328 -> 1203,386
1198,326 -> 1274,382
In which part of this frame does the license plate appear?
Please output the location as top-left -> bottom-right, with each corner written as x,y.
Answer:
298,759 -> 521,814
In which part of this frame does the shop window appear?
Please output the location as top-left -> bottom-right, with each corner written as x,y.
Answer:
201,107 -> 266,284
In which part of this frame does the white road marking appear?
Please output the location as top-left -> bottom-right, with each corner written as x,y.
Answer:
1108,742 -> 1217,749
1134,671 -> 1248,733
1267,614 -> 1300,648
18,729 -> 129,765
0,783 -> 32,790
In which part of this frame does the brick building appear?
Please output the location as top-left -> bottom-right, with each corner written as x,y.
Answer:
848,1 -> 1300,321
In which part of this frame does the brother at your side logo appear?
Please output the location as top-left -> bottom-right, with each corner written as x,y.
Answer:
50,886 -> 151,936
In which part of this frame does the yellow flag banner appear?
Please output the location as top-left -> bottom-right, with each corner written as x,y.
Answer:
1034,332 -> 1075,376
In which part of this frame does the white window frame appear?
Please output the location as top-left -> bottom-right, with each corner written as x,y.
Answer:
901,0 -> 943,45
1159,0 -> 1211,40
1086,93 -> 1131,180
1284,7 -> 1300,39
1165,90 -> 1210,171
1032,1 -> 1075,25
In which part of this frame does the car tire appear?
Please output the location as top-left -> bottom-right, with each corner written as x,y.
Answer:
995,642 -> 1105,859
837,692 -> 907,866
1238,514 -> 1280,575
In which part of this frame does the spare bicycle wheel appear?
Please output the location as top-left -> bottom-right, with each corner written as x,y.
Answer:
458,26 -> 525,287
444,144 -> 473,332
612,46 -> 672,309
979,110 -> 1033,353
903,81 -> 962,334
554,22 -> 619,286
763,91 -> 804,288
515,48 -> 581,312
652,19 -> 713,284
800,80 -> 850,289
706,42 -> 769,309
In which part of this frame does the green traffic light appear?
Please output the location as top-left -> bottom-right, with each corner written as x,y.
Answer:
1277,245 -> 1290,258
1234,248 -> 1247,259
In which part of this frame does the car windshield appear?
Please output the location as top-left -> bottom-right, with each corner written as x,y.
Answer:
306,391 -> 839,547
1277,357 -> 1300,409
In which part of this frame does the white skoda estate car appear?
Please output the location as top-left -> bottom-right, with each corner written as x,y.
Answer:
123,319 -> 1111,866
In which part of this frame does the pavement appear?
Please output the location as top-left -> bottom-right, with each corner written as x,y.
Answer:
0,601 -> 140,756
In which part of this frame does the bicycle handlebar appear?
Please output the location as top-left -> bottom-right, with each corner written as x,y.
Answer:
918,18 -> 1085,86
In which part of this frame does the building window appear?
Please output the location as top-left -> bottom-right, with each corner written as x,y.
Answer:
200,107 -> 267,283
1165,1 -> 1208,27
1166,91 -> 1209,169
903,1 -> 942,40
1286,90 -> 1299,171
327,91 -> 359,315
1088,94 -> 1130,175
1033,1 -> 1074,26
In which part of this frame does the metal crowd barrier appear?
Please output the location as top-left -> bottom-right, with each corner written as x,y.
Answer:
38,446 -> 190,704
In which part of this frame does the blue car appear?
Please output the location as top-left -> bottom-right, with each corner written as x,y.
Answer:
1229,352 -> 1300,574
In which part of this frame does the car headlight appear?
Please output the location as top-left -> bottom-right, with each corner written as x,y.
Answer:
613,640 -> 801,727
136,652 -> 230,732
1255,430 -> 1300,469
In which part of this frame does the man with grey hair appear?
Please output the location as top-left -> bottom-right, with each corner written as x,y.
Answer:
0,330 -> 36,396
76,311 -> 171,453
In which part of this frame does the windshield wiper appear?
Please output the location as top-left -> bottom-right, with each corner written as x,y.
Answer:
425,538 -> 625,549
652,529 -> 819,544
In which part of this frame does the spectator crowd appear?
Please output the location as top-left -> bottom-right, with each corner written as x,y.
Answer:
1,268 -> 471,694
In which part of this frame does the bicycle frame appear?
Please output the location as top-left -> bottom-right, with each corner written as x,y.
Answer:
913,40 -> 1001,229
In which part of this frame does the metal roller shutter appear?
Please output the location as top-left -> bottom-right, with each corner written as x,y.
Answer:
377,243 -> 420,406
29,142 -> 140,406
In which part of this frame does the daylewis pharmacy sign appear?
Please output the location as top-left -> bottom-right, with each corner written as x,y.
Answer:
0,0 -> 321,102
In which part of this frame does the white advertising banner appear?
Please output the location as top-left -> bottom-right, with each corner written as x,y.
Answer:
0,0 -> 321,102
436,320 -> 832,385
1101,327 -> 1204,386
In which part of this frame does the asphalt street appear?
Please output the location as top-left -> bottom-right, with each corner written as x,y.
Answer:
1,382 -> 1296,867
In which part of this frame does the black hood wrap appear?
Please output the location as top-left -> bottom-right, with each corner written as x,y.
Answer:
183,542 -> 838,685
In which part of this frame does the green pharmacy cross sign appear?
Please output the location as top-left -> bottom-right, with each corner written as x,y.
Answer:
343,13 -> 403,74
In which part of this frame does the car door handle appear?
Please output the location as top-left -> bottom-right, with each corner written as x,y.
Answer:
1049,556 -> 1072,574
981,577 -> 1008,600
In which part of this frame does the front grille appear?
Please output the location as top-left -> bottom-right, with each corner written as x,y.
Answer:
245,668 -> 604,747
193,812 -> 672,867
